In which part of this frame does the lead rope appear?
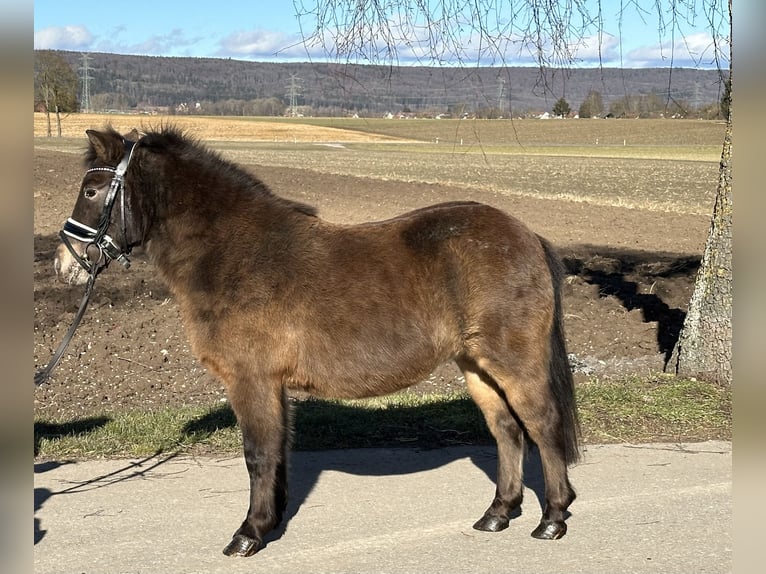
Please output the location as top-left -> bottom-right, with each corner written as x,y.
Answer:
34,268 -> 99,386
35,140 -> 137,386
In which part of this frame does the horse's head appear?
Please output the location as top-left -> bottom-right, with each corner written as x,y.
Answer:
54,128 -> 141,285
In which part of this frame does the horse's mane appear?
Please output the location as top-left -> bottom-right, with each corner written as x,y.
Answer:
95,124 -> 318,218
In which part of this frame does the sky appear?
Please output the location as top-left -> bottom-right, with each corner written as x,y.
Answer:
33,0 -> 729,69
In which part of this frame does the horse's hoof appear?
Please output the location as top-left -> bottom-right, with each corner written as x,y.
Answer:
473,514 -> 510,532
222,533 -> 261,557
531,520 -> 567,540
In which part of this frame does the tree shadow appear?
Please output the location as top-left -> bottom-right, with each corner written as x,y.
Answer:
561,245 -> 700,366
35,416 -> 112,457
34,447 -> 178,546
182,398 -> 548,551
34,416 -> 112,544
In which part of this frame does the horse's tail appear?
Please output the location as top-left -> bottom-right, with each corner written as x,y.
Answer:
538,235 -> 581,465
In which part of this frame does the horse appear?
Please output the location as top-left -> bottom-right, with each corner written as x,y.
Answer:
52,126 -> 580,557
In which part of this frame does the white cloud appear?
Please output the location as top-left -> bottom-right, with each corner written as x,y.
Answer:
570,34 -> 621,65
85,27 -> 206,58
216,29 -> 310,59
34,25 -> 93,51
626,32 -> 728,68
139,30 -> 199,56
32,21 -> 726,70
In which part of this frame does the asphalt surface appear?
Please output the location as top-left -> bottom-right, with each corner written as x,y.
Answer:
34,441 -> 731,573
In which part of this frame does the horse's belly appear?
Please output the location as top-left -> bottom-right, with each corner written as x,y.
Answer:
286,335 -> 456,399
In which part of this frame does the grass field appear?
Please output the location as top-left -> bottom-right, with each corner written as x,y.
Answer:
34,113 -> 725,214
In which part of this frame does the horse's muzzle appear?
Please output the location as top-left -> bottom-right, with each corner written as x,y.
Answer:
54,242 -> 90,285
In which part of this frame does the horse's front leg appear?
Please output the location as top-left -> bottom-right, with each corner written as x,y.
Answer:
223,384 -> 290,557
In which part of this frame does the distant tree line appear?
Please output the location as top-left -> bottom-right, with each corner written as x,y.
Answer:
171,97 -> 287,117
34,50 -> 730,127
552,87 -> 728,120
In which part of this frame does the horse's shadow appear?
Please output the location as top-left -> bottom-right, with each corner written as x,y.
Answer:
183,399 -> 548,550
265,443 -> 547,549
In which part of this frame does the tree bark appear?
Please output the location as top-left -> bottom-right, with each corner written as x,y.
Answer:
669,0 -> 733,385
669,116 -> 732,384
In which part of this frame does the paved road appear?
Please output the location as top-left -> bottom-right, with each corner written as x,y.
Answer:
34,441 -> 731,573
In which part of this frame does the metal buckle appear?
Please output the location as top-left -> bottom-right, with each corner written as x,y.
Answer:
99,235 -> 131,268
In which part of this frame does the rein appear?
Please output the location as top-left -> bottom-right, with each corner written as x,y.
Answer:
34,271 -> 98,386
35,141 -> 136,386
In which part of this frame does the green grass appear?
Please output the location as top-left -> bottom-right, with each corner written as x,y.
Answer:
34,376 -> 730,460
578,375 -> 731,444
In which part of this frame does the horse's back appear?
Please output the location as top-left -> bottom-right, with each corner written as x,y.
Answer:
274,201 -> 554,395
389,201 -> 555,340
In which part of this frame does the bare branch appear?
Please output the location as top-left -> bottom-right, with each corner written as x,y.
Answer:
293,0 -> 729,72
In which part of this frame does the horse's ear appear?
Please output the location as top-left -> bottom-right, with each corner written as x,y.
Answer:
86,129 -> 124,163
124,128 -> 140,142
85,130 -> 106,159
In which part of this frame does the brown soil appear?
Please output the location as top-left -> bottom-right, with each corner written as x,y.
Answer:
33,147 -> 709,420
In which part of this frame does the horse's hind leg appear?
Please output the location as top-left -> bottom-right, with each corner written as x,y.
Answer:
222,380 -> 290,557
457,358 -> 525,533
480,360 -> 576,540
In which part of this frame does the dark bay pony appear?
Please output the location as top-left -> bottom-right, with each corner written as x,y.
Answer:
53,126 -> 580,557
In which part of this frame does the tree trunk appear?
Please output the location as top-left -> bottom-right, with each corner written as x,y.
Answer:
43,91 -> 51,137
669,116 -> 732,384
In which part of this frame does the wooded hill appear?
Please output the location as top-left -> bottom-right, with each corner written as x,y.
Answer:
50,50 -> 727,117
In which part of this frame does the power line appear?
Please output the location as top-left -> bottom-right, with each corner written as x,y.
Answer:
79,53 -> 94,112
496,77 -> 506,114
285,74 -> 301,117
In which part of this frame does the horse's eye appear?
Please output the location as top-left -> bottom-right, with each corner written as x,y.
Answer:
84,188 -> 98,199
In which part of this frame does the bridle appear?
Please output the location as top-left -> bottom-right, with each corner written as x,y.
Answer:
59,139 -> 137,274
35,139 -> 137,386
